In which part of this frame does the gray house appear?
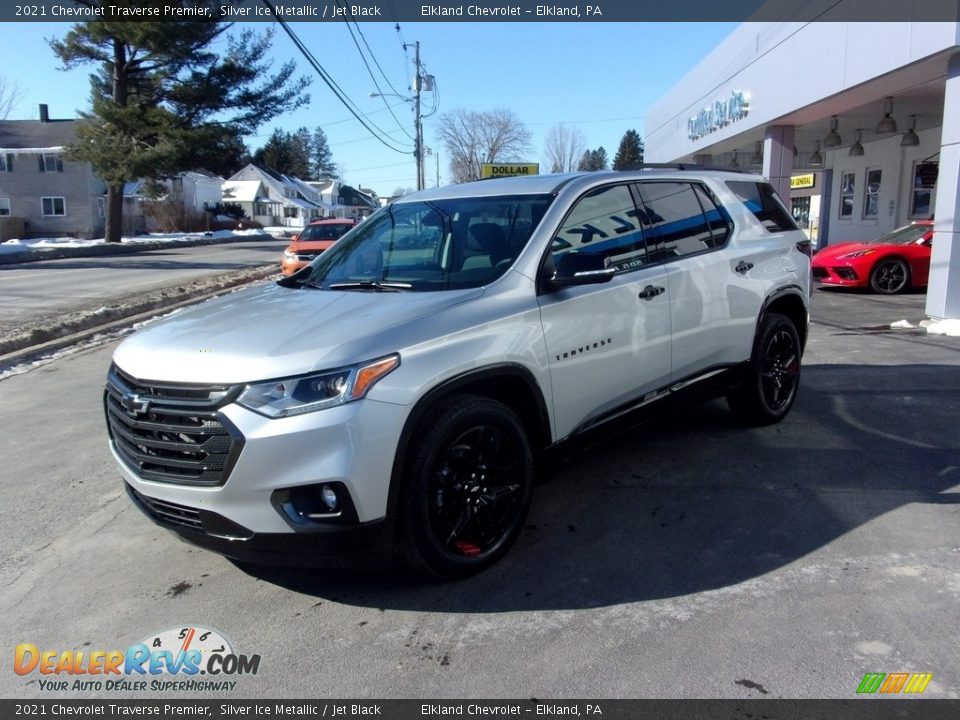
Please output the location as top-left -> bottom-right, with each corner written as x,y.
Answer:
0,105 -> 107,240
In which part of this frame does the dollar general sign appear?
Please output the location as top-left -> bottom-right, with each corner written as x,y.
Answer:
481,163 -> 540,179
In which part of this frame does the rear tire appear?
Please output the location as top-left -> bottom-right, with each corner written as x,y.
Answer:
396,394 -> 534,579
870,258 -> 910,294
727,313 -> 801,426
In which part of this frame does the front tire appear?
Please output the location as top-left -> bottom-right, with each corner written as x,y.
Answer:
870,258 -> 910,294
396,394 -> 534,579
727,313 -> 801,426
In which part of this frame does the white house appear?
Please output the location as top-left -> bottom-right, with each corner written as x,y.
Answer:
228,164 -> 333,227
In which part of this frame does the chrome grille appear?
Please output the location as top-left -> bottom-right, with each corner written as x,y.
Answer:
104,365 -> 243,487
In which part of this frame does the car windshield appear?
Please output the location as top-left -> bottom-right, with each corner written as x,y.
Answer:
299,223 -> 353,241
870,224 -> 930,245
299,194 -> 554,291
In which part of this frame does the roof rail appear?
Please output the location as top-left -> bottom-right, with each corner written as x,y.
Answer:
632,163 -> 751,174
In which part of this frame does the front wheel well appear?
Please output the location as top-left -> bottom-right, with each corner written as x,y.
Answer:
386,368 -> 551,517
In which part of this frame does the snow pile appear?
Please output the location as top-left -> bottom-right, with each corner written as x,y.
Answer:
889,319 -> 915,329
0,229 -> 254,255
925,319 -> 960,337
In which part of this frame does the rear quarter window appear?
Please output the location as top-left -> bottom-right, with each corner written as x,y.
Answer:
727,181 -> 799,233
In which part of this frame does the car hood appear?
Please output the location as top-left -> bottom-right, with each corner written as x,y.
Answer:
288,239 -> 335,251
812,242 -> 877,263
113,283 -> 484,384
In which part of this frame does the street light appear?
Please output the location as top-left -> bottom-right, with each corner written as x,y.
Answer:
369,41 -> 431,191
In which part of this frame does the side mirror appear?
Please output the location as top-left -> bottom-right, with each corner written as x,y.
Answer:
550,253 -> 616,287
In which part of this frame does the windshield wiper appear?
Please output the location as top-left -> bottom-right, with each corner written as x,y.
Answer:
328,280 -> 412,292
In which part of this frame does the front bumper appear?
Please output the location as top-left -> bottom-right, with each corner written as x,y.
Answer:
110,395 -> 410,560
811,264 -> 864,287
126,483 -> 393,567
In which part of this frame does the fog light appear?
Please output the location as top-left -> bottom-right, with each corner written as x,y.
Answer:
320,485 -> 338,511
272,482 -> 356,528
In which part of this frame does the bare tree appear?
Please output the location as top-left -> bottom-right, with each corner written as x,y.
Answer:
543,124 -> 587,173
0,76 -> 23,119
436,108 -> 533,183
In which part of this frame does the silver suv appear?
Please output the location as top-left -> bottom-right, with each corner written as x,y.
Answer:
104,169 -> 811,578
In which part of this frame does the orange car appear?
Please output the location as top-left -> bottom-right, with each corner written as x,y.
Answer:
280,219 -> 358,275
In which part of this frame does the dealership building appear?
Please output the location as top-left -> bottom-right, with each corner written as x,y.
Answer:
645,13 -> 960,320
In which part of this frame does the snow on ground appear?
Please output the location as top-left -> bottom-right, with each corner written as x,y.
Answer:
925,318 -> 960,337
0,228 -> 268,255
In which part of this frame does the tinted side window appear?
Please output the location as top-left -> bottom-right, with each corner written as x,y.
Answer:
692,184 -> 733,247
635,182 -> 716,261
727,181 -> 799,233
551,184 -> 648,272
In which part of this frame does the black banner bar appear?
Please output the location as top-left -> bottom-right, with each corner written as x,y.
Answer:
2,0 -> 960,23
2,700 -> 960,720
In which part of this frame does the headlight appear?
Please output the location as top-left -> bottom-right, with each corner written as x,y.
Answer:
839,249 -> 877,259
283,249 -> 298,260
236,355 -> 399,418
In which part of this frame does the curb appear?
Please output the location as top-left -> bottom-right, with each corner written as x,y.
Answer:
0,231 -> 281,265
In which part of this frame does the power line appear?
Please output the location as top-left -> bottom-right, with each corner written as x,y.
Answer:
336,1 -> 415,142
348,14 -> 408,100
259,0 -> 414,155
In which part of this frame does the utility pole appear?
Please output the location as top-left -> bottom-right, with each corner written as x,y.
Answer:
412,41 -> 424,191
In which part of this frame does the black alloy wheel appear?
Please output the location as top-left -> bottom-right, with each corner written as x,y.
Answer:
727,313 -> 801,426
870,258 -> 910,294
760,326 -> 800,413
398,395 -> 534,578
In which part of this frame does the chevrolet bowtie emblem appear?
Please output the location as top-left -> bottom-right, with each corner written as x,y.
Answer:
121,392 -> 150,415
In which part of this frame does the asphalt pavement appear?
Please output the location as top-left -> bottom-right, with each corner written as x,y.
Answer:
0,284 -> 958,700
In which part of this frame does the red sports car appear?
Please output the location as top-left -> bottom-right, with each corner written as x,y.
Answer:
811,220 -> 934,294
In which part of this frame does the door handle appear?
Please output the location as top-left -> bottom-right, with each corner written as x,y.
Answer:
638,284 -> 665,300
736,260 -> 754,274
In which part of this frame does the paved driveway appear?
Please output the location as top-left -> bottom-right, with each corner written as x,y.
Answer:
1,286 -> 957,699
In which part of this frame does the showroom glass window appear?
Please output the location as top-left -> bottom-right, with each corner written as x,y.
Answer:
839,172 -> 855,218
911,162 -> 938,218
863,169 -> 881,218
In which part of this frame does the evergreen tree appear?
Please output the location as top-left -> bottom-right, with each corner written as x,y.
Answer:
290,127 -> 312,179
50,4 -> 310,242
252,127 -> 314,178
577,146 -> 609,171
253,128 -> 294,174
612,129 -> 644,171
311,127 -> 337,180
